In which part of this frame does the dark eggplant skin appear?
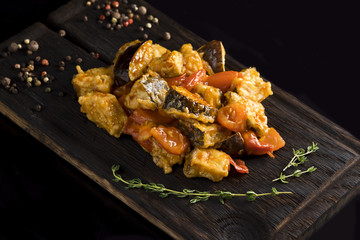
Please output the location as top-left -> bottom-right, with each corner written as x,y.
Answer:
178,118 -> 231,148
113,40 -> 142,86
162,86 -> 217,123
197,40 -> 225,73
217,132 -> 246,158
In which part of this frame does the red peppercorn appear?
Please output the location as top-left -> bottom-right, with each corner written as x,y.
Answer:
128,18 -> 134,24
105,4 -> 111,10
123,21 -> 129,27
99,14 -> 106,21
41,59 -> 49,66
112,1 -> 119,8
41,71 -> 47,77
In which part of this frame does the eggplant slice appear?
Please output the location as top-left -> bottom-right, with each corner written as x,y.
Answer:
113,40 -> 142,87
197,40 -> 226,73
217,132 -> 246,158
162,86 -> 217,123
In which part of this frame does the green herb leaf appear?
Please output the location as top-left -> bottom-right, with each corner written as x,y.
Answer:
111,165 -> 292,204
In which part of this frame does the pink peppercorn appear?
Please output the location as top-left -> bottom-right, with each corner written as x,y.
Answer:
123,21 -> 129,27
105,4 -> 111,10
99,14 -> 106,21
128,18 -> 133,24
112,1 -> 119,8
41,59 -> 49,66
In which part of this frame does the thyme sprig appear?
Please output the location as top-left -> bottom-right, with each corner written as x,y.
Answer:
272,166 -> 317,183
111,165 -> 292,204
282,142 -> 319,172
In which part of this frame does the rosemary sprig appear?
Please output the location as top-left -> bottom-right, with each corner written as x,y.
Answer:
111,165 -> 292,204
282,142 -> 319,172
272,166 -> 318,183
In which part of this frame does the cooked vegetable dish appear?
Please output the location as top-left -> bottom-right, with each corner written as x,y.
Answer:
72,40 -> 285,182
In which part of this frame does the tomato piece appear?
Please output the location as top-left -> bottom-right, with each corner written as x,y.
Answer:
217,102 -> 247,133
130,108 -> 175,125
205,71 -> 239,93
151,126 -> 190,155
242,130 -> 274,157
181,69 -> 207,91
259,127 -> 285,152
164,73 -> 186,86
123,117 -> 154,152
229,158 -> 249,174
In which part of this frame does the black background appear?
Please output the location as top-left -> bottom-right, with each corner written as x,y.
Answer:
0,0 -> 359,239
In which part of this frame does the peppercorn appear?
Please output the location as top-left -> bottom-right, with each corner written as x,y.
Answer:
99,14 -> 106,21
123,21 -> 129,27
41,59 -> 49,66
138,6 -> 147,15
35,79 -> 42,86
1,77 -> 11,87
44,87 -> 51,93
145,22 -> 152,29
128,18 -> 133,24
83,15 -> 88,22
105,4 -> 111,10
162,32 -> 171,41
65,55 -> 72,61
8,42 -> 19,53
43,77 -> 49,83
112,1 -> 119,8
75,58 -> 83,64
14,63 -> 21,69
9,86 -> 18,94
28,40 -> 39,52
35,104 -> 42,112
59,29 -> 66,37
59,61 -> 65,67
24,39 -> 30,45
35,56 -> 41,62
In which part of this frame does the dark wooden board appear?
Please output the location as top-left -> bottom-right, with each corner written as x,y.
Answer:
0,1 -> 359,239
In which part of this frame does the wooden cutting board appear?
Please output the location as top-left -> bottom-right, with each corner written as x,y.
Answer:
0,1 -> 359,239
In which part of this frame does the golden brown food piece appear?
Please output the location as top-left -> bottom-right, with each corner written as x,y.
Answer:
148,137 -> 184,174
162,86 -> 217,123
231,67 -> 273,102
178,119 -> 231,148
148,50 -> 185,77
124,73 -> 169,110
129,40 -> 154,81
78,92 -> 128,138
72,65 -> 114,97
183,148 -> 231,182
223,91 -> 268,137
192,83 -> 222,108
180,43 -> 203,75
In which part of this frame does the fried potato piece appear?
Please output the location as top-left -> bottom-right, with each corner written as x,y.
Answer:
183,148 -> 231,182
78,92 -> 128,138
180,43 -> 203,75
72,65 -> 114,97
192,83 -> 222,108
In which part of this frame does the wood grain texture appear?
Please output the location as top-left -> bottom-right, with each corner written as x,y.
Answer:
0,1 -> 359,239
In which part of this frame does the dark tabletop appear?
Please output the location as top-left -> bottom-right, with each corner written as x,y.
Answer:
0,0 -> 359,239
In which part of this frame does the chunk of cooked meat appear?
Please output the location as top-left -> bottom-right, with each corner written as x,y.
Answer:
148,50 -> 185,77
180,43 -> 203,76
192,83 -> 222,108
231,67 -> 273,102
162,86 -> 217,123
223,91 -> 269,137
183,148 -> 231,182
72,66 -> 114,97
148,137 -> 185,174
78,92 -> 128,138
124,73 -> 169,110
